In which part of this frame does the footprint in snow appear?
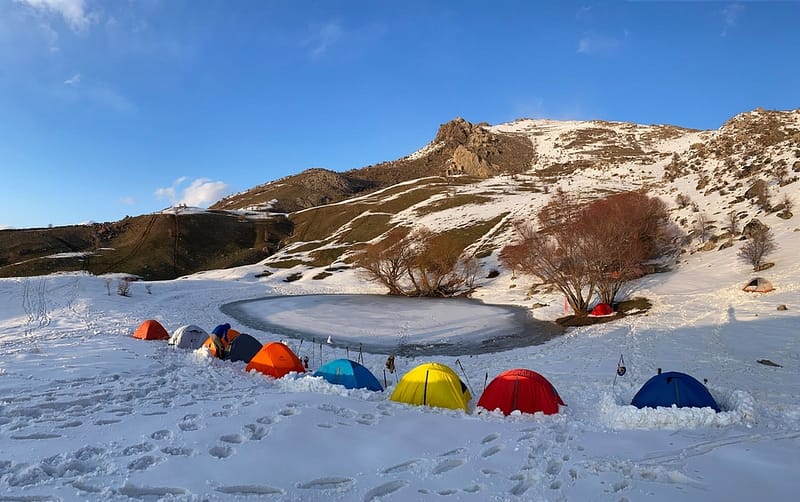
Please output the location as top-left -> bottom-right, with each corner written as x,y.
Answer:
546,459 -> 563,475
94,418 -> 121,425
356,413 -> 377,426
150,429 -> 173,441
363,480 -> 409,501
381,459 -> 420,474
438,447 -> 466,457
279,407 -> 299,417
121,442 -> 154,456
161,446 -> 195,456
481,433 -> 500,444
432,458 -> 464,475
57,420 -> 83,429
256,416 -> 275,425
243,423 -> 269,440
220,433 -> 245,444
216,485 -> 284,496
127,455 -> 163,471
178,414 -> 201,431
209,445 -> 233,459
481,445 -> 503,458
296,477 -> 354,491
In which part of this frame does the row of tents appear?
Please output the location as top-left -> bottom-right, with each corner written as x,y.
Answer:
133,319 -> 720,415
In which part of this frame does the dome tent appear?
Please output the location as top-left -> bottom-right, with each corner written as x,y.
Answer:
132,319 -> 169,341
228,333 -> 263,364
631,370 -> 720,412
477,369 -> 564,415
314,359 -> 383,391
588,303 -> 615,317
245,342 -> 305,379
742,277 -> 774,293
390,362 -> 471,411
168,324 -> 208,349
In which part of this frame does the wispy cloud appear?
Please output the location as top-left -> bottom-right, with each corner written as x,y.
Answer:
155,178 -> 229,208
118,196 -> 136,206
63,73 -> 80,86
15,0 -> 96,32
304,21 -> 343,58
577,34 -> 621,55
721,3 -> 744,37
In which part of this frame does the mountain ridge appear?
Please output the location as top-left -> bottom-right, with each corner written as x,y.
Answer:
1,107 -> 798,281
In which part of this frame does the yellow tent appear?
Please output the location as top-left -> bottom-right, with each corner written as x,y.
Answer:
390,362 -> 472,411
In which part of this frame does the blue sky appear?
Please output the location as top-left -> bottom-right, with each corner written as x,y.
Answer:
1,1 -> 798,229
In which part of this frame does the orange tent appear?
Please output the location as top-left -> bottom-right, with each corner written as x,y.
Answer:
132,319 -> 169,340
202,329 -> 240,358
245,342 -> 305,378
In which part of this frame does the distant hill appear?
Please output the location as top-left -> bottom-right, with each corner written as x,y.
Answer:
0,211 -> 291,280
2,108 -> 798,281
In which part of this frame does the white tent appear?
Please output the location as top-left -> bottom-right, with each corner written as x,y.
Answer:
168,324 -> 208,349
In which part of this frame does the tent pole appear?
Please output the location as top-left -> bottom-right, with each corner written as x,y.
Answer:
455,358 -> 474,396
423,370 -> 429,406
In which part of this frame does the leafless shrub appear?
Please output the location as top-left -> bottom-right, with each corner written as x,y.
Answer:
117,278 -> 132,297
725,211 -> 739,236
694,212 -> 711,244
738,225 -> 777,271
675,193 -> 692,209
354,227 -> 476,297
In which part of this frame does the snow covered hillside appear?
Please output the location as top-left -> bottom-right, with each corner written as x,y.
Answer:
1,200 -> 799,500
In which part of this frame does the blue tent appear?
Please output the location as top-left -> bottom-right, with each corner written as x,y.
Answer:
314,359 -> 383,391
228,333 -> 263,364
631,371 -> 720,412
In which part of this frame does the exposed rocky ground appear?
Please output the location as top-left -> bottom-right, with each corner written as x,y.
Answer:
2,108 -> 798,281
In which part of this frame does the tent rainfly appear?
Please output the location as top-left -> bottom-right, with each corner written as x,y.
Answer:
132,319 -> 169,341
742,277 -> 774,293
631,370 -> 720,412
314,359 -> 383,391
390,362 -> 471,411
477,369 -> 564,415
168,324 -> 208,349
245,342 -> 305,379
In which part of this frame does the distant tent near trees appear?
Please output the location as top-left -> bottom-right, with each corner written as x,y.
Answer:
500,190 -> 681,316
742,277 -> 774,293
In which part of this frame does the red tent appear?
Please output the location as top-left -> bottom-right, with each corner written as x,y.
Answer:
132,319 -> 169,340
245,342 -> 305,378
589,303 -> 614,317
477,369 -> 564,415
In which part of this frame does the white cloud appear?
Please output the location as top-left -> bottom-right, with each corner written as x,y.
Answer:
15,0 -> 95,32
180,179 -> 229,207
721,3 -> 744,37
155,178 -> 229,208
118,196 -> 135,206
305,21 -> 343,58
63,73 -> 80,86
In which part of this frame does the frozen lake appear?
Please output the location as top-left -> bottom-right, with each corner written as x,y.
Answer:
222,294 -> 563,356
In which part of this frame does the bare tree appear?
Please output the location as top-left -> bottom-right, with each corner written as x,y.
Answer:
355,228 -> 413,296
694,212 -> 711,244
738,225 -> 777,271
725,211 -> 739,236
675,193 -> 691,209
355,227 -> 476,297
117,278 -> 132,297
500,191 -> 675,314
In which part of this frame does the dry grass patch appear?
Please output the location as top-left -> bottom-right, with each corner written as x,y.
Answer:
414,194 -> 493,217
336,213 -> 393,243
